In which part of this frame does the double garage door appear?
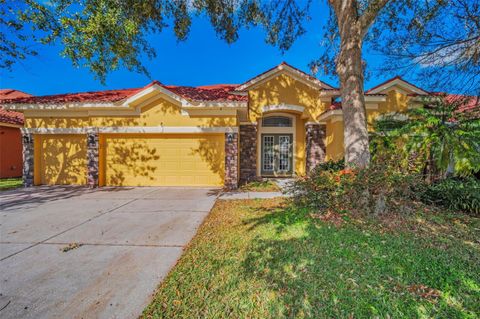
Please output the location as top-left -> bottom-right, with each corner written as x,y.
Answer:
37,134 -> 225,187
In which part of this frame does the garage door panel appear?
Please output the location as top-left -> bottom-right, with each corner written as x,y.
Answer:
39,134 -> 87,185
104,134 -> 225,186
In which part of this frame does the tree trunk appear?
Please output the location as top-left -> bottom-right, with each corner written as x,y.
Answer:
336,30 -> 371,168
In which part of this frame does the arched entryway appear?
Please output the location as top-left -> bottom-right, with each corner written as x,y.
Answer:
257,113 -> 296,177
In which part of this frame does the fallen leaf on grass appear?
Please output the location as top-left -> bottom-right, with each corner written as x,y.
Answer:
310,210 -> 344,227
407,284 -> 441,301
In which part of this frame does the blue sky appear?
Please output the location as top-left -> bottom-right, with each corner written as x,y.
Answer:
1,3 -> 395,96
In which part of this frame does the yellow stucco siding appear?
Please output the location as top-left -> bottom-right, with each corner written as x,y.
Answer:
101,133 -> 224,186
367,88 -> 411,127
36,134 -> 87,185
247,74 -> 327,122
327,88 -> 412,160
295,116 -> 306,175
24,98 -> 236,129
325,119 -> 344,161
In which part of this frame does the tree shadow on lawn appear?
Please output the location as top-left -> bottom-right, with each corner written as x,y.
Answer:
241,204 -> 480,318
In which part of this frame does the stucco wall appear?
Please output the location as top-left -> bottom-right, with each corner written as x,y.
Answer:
325,88 -> 412,161
247,73 -> 328,123
25,98 -> 237,129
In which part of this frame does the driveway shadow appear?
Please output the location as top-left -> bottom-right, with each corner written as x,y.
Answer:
0,186 -> 137,211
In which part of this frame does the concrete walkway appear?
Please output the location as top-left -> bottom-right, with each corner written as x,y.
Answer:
0,186 -> 219,319
219,191 -> 285,200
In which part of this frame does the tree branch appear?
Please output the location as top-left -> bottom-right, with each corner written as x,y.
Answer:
359,0 -> 391,34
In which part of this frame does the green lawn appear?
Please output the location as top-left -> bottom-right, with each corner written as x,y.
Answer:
143,199 -> 480,319
0,178 -> 22,191
239,180 -> 281,192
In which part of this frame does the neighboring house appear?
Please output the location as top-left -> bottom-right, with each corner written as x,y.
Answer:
0,89 -> 31,179
1,62 -> 431,188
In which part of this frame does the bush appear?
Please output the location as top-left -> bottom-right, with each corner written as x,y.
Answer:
422,177 -> 480,215
287,161 -> 425,216
313,159 -> 345,172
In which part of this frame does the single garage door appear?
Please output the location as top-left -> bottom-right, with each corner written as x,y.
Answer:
102,134 -> 225,186
38,134 -> 87,185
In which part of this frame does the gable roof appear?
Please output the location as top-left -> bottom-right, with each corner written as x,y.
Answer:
235,62 -> 338,92
0,90 -> 31,126
366,76 -> 429,95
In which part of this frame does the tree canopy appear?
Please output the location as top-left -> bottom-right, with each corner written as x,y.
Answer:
2,0 -> 478,95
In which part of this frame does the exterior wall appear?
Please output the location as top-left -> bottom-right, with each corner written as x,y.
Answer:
25,98 -> 237,129
305,123 -> 326,171
325,119 -> 344,161
87,131 -> 99,187
0,126 -> 22,178
367,88 -> 411,127
22,133 -> 34,186
239,124 -> 257,183
295,116 -> 306,175
224,132 -> 238,189
247,74 -> 328,123
325,88 -> 412,161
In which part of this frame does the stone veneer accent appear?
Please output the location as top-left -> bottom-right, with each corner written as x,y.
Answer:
239,124 -> 258,183
22,132 -> 34,187
224,132 -> 238,189
87,131 -> 99,187
305,123 -> 326,172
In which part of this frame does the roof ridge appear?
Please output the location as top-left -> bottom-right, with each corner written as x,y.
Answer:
366,75 -> 428,94
236,62 -> 338,91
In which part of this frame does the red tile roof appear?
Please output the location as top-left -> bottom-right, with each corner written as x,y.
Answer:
439,93 -> 479,114
1,88 -> 142,104
0,89 -> 31,100
0,82 -> 246,105
165,84 -> 247,102
0,90 -> 30,126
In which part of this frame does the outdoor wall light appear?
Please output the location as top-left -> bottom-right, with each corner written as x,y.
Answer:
227,133 -> 234,144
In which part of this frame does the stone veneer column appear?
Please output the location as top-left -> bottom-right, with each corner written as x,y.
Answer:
22,132 -> 34,187
305,123 -> 326,172
224,132 -> 239,190
87,130 -> 99,187
239,124 -> 258,183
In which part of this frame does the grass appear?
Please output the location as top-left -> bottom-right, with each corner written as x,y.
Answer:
143,198 -> 480,319
239,180 -> 281,192
0,177 -> 22,191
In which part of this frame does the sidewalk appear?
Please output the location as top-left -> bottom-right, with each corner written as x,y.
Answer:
219,191 -> 286,200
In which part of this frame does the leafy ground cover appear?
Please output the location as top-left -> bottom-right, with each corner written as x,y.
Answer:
0,178 -> 22,191
143,198 -> 480,319
239,180 -> 281,192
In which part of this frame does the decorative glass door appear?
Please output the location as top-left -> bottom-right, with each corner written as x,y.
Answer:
261,134 -> 293,176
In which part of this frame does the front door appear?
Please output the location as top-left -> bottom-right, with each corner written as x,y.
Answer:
261,134 -> 293,176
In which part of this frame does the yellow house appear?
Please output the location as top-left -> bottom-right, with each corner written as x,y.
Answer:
1,63 -> 429,188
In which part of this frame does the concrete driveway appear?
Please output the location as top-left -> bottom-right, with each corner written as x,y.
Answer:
0,186 -> 219,319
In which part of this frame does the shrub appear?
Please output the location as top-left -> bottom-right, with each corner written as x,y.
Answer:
287,161 -> 425,216
422,177 -> 480,215
313,159 -> 345,172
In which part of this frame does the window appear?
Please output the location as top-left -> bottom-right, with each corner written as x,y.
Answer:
262,116 -> 292,127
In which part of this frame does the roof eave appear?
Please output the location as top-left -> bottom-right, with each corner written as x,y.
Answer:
235,63 -> 338,92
